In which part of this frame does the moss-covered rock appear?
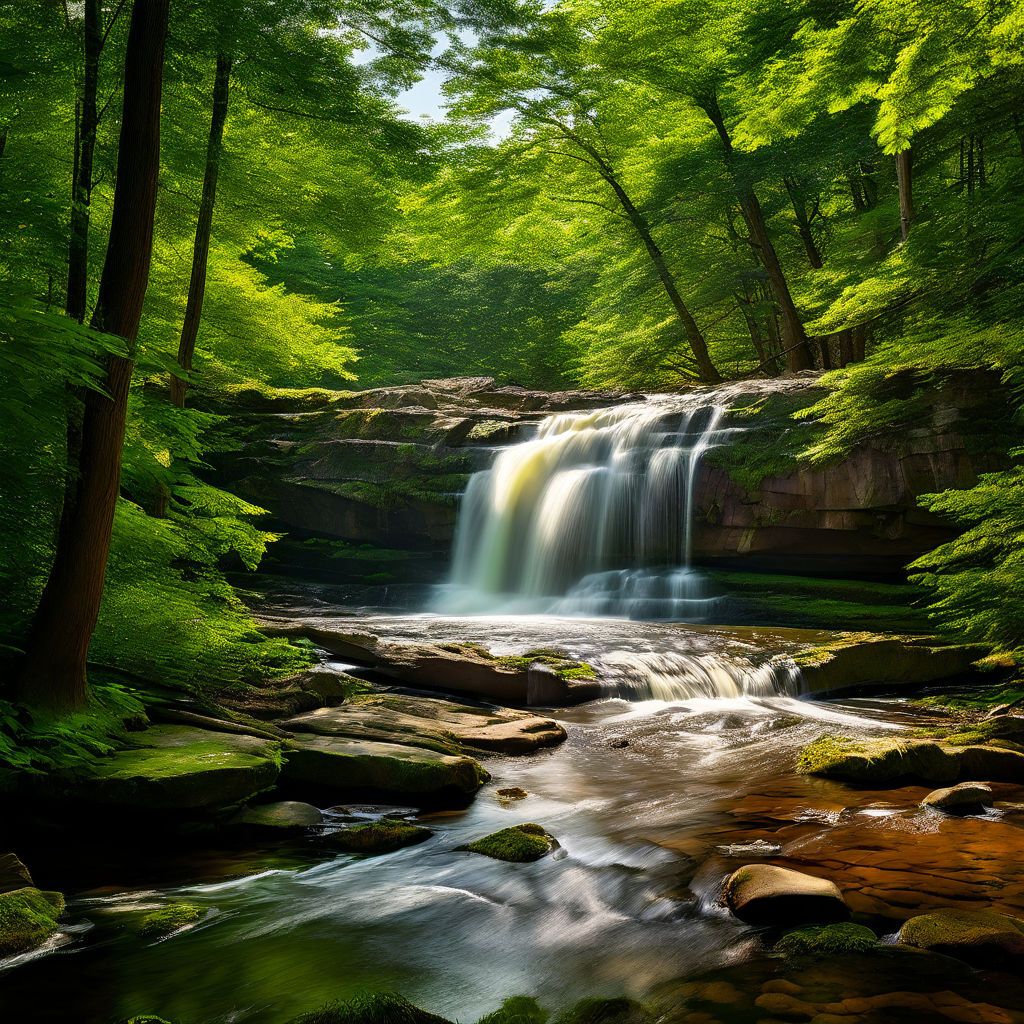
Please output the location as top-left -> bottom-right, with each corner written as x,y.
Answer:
796,734 -> 1024,784
459,823 -> 557,863
0,853 -> 34,895
0,887 -> 64,957
76,725 -> 282,811
136,903 -> 203,939
496,787 -> 529,801
724,864 -> 849,926
232,801 -> 323,829
327,821 -> 431,855
289,991 -> 453,1024
899,909 -> 1024,967
477,996 -> 548,1024
775,922 -> 878,957
283,735 -> 489,800
552,998 -> 651,1024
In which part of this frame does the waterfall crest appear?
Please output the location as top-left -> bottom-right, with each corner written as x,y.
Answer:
437,395 -> 735,619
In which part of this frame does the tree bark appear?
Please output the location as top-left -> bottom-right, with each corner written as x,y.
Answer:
783,176 -> 824,268
66,0 -> 101,323
18,0 -> 170,708
699,94 -> 814,373
895,148 -> 914,241
170,50 -> 232,409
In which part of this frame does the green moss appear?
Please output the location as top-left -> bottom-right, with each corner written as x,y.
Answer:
329,821 -> 432,855
775,923 -> 878,957
460,823 -> 555,863
497,786 -> 529,801
795,734 -> 858,774
0,887 -> 64,956
552,998 -> 651,1024
289,991 -> 453,1024
136,903 -> 203,939
478,996 -> 549,1024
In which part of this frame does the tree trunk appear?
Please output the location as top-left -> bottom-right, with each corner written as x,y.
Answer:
699,94 -> 814,373
895,148 -> 914,241
169,50 -> 232,409
967,135 -> 975,195
66,0 -> 101,324
18,0 -> 170,708
1013,114 -> 1024,163
783,176 -> 824,268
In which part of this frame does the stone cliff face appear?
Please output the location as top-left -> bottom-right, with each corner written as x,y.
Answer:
209,372 -> 1009,578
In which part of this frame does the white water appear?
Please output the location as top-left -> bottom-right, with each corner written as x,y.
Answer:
437,395 -> 734,620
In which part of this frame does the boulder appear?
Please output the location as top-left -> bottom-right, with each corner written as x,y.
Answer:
899,908 -> 1024,968
459,823 -> 558,863
282,735 -> 488,800
281,694 -> 566,755
723,864 -> 850,926
921,781 -> 993,814
325,820 -> 431,855
232,801 -> 323,829
797,735 -> 1024,785
78,726 -> 282,812
0,887 -> 65,957
775,922 -> 878,957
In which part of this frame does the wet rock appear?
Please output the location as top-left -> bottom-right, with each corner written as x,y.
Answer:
231,801 -> 323,829
606,737 -> 629,749
459,823 -> 558,863
135,903 -> 203,939
922,781 -> 993,814
326,803 -> 419,821
716,839 -> 782,858
774,922 -> 878,957
496,787 -> 529,801
70,725 -> 282,812
282,694 -> 566,755
0,854 -> 34,895
797,734 -> 1024,784
723,864 -> 850,925
282,735 -> 488,800
899,908 -> 1024,968
325,820 -> 431,855
0,887 -> 65,957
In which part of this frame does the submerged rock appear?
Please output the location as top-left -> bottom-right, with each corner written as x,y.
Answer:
325,820 -> 431,855
283,735 -> 488,800
232,801 -> 323,829
496,787 -> 529,802
921,781 -> 993,814
459,823 -> 558,863
0,887 -> 65,957
282,694 -> 566,755
899,908 -> 1024,967
796,734 -> 1024,784
724,864 -> 849,925
71,725 -> 282,812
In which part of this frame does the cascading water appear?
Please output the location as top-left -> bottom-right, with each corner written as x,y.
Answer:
437,395 -> 733,620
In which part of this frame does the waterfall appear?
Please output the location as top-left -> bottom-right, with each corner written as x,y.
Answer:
437,395 -> 734,620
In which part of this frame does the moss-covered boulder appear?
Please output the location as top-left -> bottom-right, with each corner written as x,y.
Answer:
477,996 -> 548,1024
775,922 -> 878,957
327,820 -> 431,855
921,781 -> 993,814
135,903 -> 204,939
899,909 -> 1024,967
459,823 -> 557,863
77,725 -> 282,811
0,887 -> 65,957
283,735 -> 488,800
796,734 -> 1024,784
552,998 -> 651,1024
724,864 -> 849,926
288,991 -> 453,1024
232,801 -> 323,829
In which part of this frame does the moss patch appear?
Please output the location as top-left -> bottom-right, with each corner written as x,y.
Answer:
552,998 -> 651,1024
460,823 -> 555,862
478,997 -> 549,1024
795,735 -> 859,775
289,991 -> 453,1024
0,887 -> 64,956
775,923 -> 878,957
136,903 -> 203,939
497,787 -> 529,801
328,821 -> 431,855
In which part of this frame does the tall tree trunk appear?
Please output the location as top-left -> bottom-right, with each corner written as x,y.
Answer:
18,0 -> 170,709
1013,114 -> 1024,163
67,0 -> 101,323
978,135 -> 986,188
169,50 -> 232,409
783,176 -> 824,268
895,148 -> 914,241
967,135 -> 975,195
699,94 -> 814,373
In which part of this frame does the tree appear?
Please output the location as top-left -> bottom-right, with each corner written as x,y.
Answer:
18,0 -> 171,708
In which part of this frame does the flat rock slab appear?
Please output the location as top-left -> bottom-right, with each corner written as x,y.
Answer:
82,726 -> 282,811
283,735 -> 488,798
281,694 -> 566,755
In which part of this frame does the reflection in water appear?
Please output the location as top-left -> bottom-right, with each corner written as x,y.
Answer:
0,686 -> 910,1024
